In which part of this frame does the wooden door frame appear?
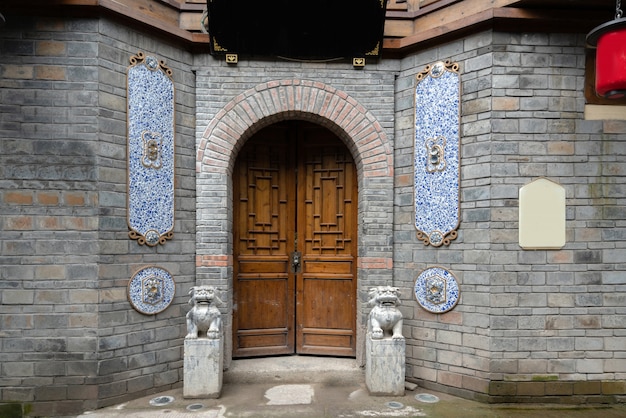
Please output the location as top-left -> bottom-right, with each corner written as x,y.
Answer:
232,121 -> 358,358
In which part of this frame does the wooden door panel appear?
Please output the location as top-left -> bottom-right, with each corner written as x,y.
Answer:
236,272 -> 291,353
302,259 -> 353,274
237,274 -> 289,329
237,330 -> 291,352
233,128 -> 295,357
297,126 -> 357,356
300,329 -> 354,355
298,273 -> 355,355
300,275 -> 354,328
237,257 -> 289,273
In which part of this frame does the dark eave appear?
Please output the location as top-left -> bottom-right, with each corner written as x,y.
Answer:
0,0 -> 619,57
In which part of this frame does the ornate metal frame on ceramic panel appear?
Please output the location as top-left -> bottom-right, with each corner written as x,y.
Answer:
414,60 -> 461,247
126,51 -> 175,246
414,266 -> 460,314
128,265 -> 176,315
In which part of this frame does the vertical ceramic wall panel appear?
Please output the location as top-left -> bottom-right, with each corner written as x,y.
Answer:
414,61 -> 461,247
127,52 -> 175,246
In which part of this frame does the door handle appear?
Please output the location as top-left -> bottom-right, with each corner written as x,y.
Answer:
290,251 -> 302,273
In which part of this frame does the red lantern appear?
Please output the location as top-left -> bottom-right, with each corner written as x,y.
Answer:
587,2 -> 626,99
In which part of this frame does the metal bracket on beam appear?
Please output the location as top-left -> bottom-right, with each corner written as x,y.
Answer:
353,57 -> 365,68
226,54 -> 238,64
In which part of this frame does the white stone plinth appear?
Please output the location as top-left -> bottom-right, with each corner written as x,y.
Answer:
184,337 -> 223,398
365,335 -> 405,396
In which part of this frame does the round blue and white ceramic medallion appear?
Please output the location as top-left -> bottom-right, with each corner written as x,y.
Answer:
414,266 -> 459,313
128,266 -> 175,315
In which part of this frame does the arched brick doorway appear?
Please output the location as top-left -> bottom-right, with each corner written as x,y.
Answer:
196,79 -> 393,366
232,120 -> 358,358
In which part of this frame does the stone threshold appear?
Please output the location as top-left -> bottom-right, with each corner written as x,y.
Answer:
224,355 -> 364,385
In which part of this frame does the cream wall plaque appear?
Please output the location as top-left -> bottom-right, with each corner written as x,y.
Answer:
519,178 -> 566,249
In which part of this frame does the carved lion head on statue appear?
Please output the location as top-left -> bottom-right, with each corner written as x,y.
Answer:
188,285 -> 222,307
368,286 -> 402,307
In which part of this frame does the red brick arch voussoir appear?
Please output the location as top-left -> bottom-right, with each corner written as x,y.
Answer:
196,79 -> 393,178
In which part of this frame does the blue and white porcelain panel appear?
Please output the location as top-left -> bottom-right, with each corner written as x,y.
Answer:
414,266 -> 460,313
127,52 -> 175,246
414,61 -> 460,247
128,266 -> 175,315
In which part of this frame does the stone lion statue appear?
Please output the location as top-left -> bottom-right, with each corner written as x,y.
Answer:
185,286 -> 223,339
367,286 -> 404,340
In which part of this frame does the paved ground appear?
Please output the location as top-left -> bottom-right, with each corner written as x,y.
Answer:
77,357 -> 626,418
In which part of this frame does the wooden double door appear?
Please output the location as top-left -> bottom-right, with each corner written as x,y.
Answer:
233,121 -> 357,358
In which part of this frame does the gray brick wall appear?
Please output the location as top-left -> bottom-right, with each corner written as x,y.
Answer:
395,30 -> 626,400
93,18 -> 197,410
0,15 -> 102,416
0,15 -> 197,414
2,10 -> 625,416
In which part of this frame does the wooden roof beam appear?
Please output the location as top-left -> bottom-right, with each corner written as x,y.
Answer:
1,0 -> 210,46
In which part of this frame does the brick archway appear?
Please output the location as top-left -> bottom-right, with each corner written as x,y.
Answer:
197,79 -> 392,177
196,79 -> 394,365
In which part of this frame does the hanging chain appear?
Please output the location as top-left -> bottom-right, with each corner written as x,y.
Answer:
617,0 -> 623,19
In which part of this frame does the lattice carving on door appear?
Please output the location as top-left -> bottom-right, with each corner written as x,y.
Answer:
302,149 -> 355,256
236,143 -> 289,256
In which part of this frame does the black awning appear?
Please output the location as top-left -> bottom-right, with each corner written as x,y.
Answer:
207,0 -> 386,60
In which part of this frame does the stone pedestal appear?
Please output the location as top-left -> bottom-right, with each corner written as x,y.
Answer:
365,335 -> 405,396
183,337 -> 223,398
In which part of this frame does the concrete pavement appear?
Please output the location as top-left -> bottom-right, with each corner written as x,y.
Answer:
77,357 -> 626,418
